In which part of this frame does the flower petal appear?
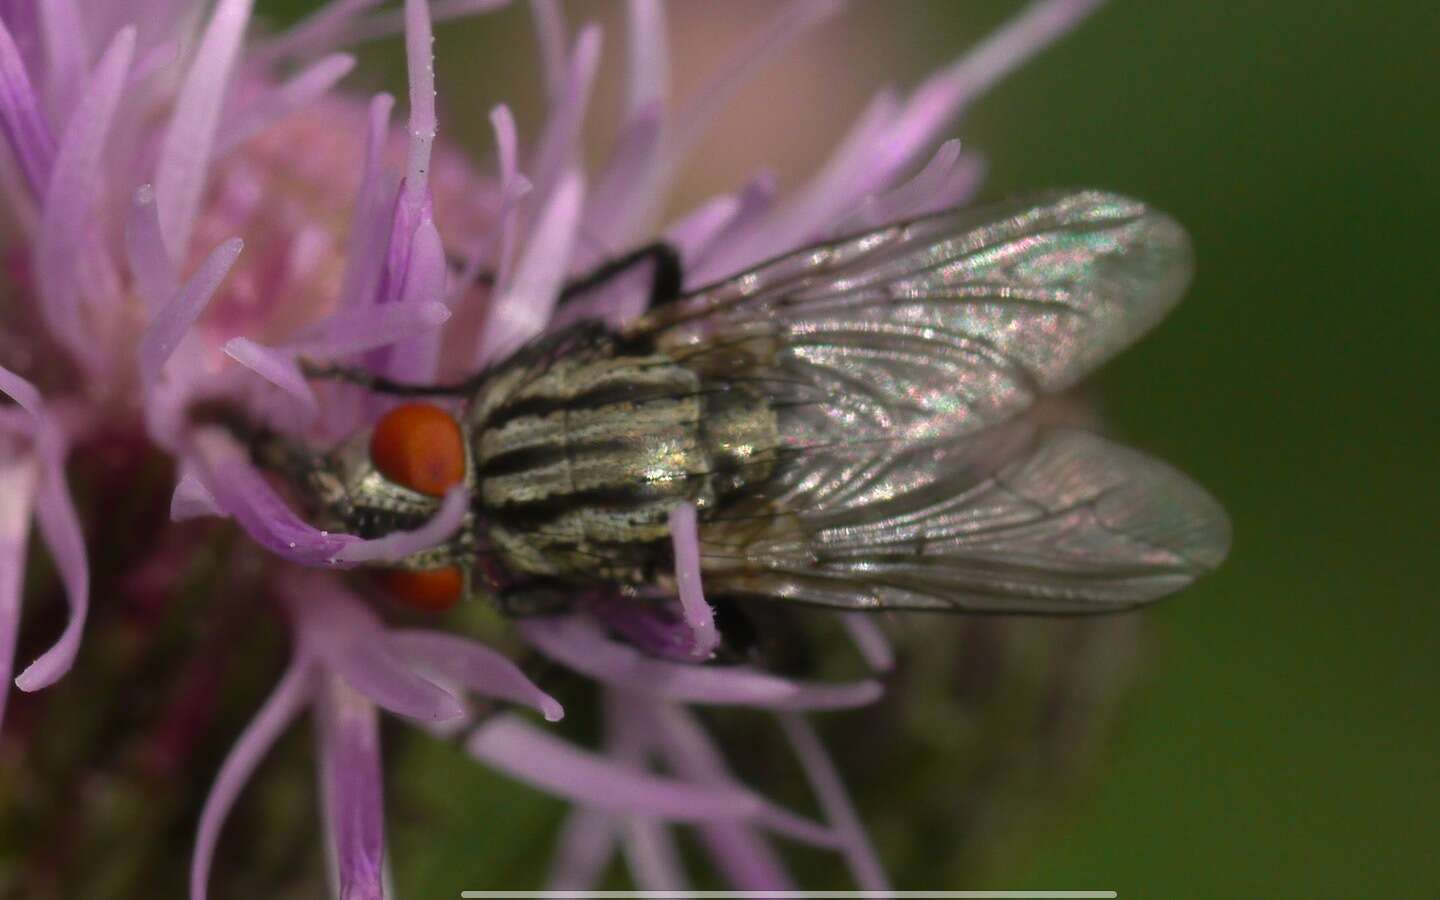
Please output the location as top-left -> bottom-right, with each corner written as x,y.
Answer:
215,53 -> 356,155
475,169 -> 585,365
528,24 -> 600,216
467,714 -> 764,821
190,429 -> 361,565
390,629 -> 564,722
621,818 -> 687,891
684,172 -> 778,286
139,237 -> 244,384
519,615 -> 877,710
222,337 -> 319,415
316,674 -> 386,900
281,300 -> 451,358
125,184 -> 178,312
839,612 -> 894,673
191,651 -> 314,900
669,502 -> 718,660
338,93 -> 397,313
286,577 -> 464,723
36,0 -> 87,121
777,712 -> 888,891
156,0 -> 254,259
0,456 -> 37,729
869,0 -> 1104,191
0,16 -> 55,197
0,368 -> 89,694
34,26 -> 134,368
647,700 -> 836,849
170,471 -> 223,522
329,485 -> 468,565
401,0 -> 436,201
545,806 -> 618,891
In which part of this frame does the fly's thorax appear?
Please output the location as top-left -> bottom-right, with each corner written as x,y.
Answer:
470,347 -> 780,583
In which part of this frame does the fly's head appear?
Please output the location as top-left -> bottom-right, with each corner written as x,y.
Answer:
315,401 -> 482,612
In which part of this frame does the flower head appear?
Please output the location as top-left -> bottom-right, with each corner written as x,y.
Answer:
0,0 -> 1125,895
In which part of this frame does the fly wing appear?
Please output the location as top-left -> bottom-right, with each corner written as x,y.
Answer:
628,190 -> 1194,449
627,190 -> 1226,612
700,425 -> 1231,613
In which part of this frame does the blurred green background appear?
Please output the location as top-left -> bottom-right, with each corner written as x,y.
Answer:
249,1 -> 1438,896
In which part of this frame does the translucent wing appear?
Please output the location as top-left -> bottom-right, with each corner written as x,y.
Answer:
627,190 -> 1226,612
628,190 -> 1194,450
699,425 -> 1231,613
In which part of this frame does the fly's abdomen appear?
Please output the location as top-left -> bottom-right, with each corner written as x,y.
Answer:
474,353 -> 776,582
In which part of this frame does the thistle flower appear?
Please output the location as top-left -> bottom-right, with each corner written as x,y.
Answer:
0,0 -> 1112,895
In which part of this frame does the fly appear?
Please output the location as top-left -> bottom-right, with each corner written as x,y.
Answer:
246,190 -> 1231,621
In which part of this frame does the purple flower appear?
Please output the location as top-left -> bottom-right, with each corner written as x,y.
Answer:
0,0 -> 1107,895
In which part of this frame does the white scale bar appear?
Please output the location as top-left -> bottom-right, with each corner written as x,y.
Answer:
460,892 -> 1118,898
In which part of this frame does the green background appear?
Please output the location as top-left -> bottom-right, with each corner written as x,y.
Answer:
251,1 -> 1438,896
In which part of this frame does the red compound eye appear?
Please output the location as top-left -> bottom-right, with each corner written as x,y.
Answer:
370,403 -> 466,497
379,567 -> 464,612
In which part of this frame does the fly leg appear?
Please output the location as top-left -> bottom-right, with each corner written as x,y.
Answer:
557,241 -> 683,310
297,360 -> 488,397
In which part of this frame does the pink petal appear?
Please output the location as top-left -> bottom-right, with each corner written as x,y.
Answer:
36,0 -> 87,123
0,15 -> 55,196
330,485 -> 468,565
285,577 -> 464,723
222,337 -> 319,415
669,503 -> 718,659
191,651 -> 314,900
156,0 -> 254,259
316,674 -> 386,900
281,300 -> 450,358
476,169 -> 585,365
252,0 -> 384,62
647,700 -> 836,849
0,457 -> 38,729
190,429 -> 361,565
274,0 -> 512,56
545,807 -> 617,892
841,140 -> 984,233
383,215 -> 449,382
684,172 -> 778,286
125,184 -> 178,311
645,703 -> 798,887
468,714 -> 764,821
869,0 -> 1105,192
453,105 -> 528,321
170,471 -> 223,522
722,88 -> 900,270
663,189 -> 740,265
139,237 -> 243,384
840,613 -> 894,673
0,368 -> 89,694
579,102 -> 662,262
621,818 -> 687,891
529,24 -> 600,216
401,0 -> 436,202
528,0 -> 567,104
624,0 -> 667,120
33,26 -> 134,369
519,615 -> 877,710
338,93 -> 398,312
777,712 -> 888,891
390,629 -> 563,722
215,53 -> 356,155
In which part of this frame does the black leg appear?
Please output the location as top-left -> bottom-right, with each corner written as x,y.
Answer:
557,241 -> 683,310
298,359 -> 486,397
